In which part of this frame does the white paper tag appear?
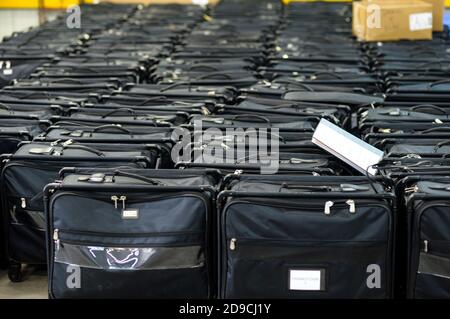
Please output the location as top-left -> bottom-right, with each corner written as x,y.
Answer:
3,69 -> 12,75
409,13 -> 432,31
312,119 -> 384,176
122,209 -> 139,219
289,270 -> 322,291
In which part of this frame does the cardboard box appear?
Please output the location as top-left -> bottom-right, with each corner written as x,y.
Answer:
369,0 -> 445,31
421,0 -> 445,31
353,0 -> 433,41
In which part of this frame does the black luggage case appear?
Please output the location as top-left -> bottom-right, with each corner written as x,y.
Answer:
1,141 -> 159,282
34,124 -> 176,168
218,175 -> 396,298
404,177 -> 450,298
44,168 -> 220,299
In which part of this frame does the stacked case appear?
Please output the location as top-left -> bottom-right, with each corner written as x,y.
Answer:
0,0 -> 448,299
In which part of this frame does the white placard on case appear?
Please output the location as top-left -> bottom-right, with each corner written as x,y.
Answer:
289,270 -> 322,291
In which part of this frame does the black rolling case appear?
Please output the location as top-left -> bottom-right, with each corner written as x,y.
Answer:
218,175 -> 396,299
404,177 -> 450,298
34,124 -> 176,168
1,141 -> 159,282
44,168 -> 220,299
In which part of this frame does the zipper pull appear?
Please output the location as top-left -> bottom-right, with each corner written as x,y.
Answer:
423,240 -> 428,253
21,198 -> 26,209
62,139 -> 73,147
346,199 -> 356,214
324,201 -> 334,215
201,106 -> 210,116
50,139 -> 61,146
230,238 -> 236,250
405,185 -> 419,194
111,195 -> 118,209
53,229 -> 60,251
120,196 -> 127,210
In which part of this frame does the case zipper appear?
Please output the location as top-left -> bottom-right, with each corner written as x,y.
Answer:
226,199 -> 383,217
421,239 -> 450,255
228,238 -> 387,251
110,195 -> 127,210
53,229 -> 60,251
53,228 -> 202,250
346,199 -> 356,213
413,201 -> 450,258
21,197 -> 26,208
324,200 -> 334,215
120,195 -> 127,210
405,185 -> 419,194
229,238 -> 236,250
111,195 -> 118,209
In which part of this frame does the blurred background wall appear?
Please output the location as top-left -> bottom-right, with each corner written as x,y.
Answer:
0,0 -> 449,41
0,0 -> 214,40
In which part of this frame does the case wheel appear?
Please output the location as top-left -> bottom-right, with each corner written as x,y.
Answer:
8,263 -> 23,282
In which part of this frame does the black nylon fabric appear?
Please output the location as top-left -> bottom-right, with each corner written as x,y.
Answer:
222,201 -> 392,298
2,154 -> 149,264
225,202 -> 390,242
60,168 -> 220,187
51,262 -> 209,299
0,136 -> 27,155
4,0 -> 441,299
51,194 -> 206,234
414,273 -> 450,299
283,91 -> 384,106
226,245 -> 388,299
408,181 -> 450,298
46,168 -> 217,298
0,61 -> 47,88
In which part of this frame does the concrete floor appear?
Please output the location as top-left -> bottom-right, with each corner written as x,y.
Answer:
0,267 -> 48,299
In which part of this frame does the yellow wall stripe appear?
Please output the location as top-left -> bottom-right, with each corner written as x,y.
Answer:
0,0 -> 94,9
1,0 -> 450,9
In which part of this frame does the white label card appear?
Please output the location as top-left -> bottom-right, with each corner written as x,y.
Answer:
409,13 -> 433,31
312,119 -> 384,176
289,270 -> 322,291
122,209 -> 139,219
